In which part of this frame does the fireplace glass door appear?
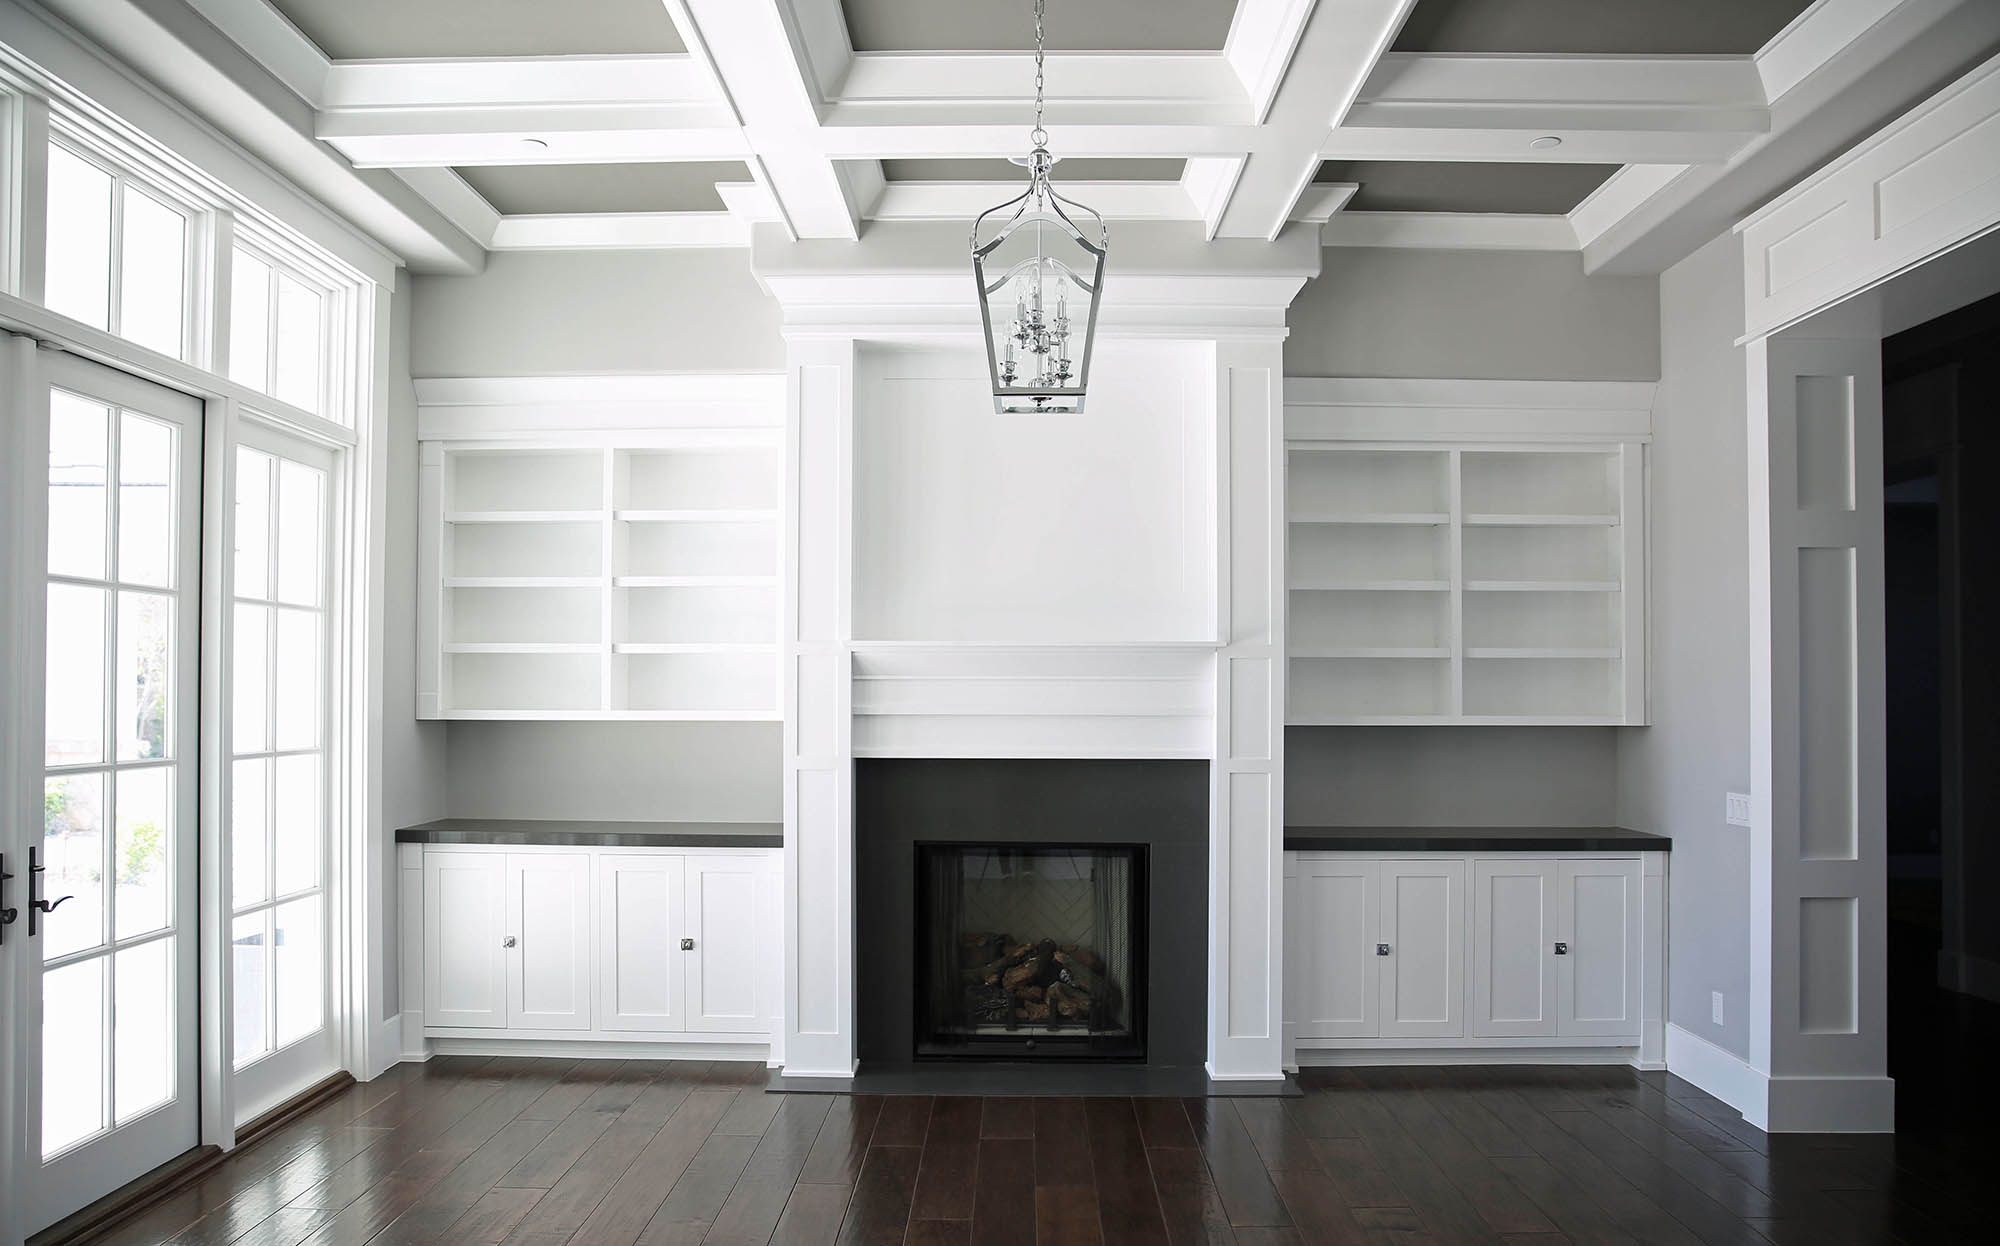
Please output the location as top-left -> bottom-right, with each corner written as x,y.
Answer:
917,845 -> 1145,1059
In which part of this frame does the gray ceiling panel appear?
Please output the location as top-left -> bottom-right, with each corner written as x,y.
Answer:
842,0 -> 1239,52
1314,161 -> 1620,214
456,161 -> 753,215
1392,0 -> 1816,56
269,0 -> 685,59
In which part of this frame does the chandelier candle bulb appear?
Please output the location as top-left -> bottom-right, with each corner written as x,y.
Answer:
970,0 -> 1106,414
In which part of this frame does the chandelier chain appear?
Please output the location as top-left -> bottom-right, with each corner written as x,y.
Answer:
1031,0 -> 1047,147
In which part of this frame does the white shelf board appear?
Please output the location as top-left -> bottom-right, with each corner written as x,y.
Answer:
1291,647 -> 1451,659
612,575 -> 779,588
445,510 -> 604,524
438,708 -> 781,722
1465,647 -> 1620,660
615,508 -> 779,523
1289,512 -> 1450,526
1462,513 -> 1620,526
1291,579 -> 1451,593
1286,715 -> 1460,727
612,642 -> 771,655
1465,580 -> 1621,593
445,576 -> 601,589
443,643 -> 601,655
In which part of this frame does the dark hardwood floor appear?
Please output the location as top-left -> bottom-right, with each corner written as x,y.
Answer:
81,1057 -> 1992,1246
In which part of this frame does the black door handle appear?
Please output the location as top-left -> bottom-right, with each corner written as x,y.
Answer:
0,853 -> 17,945
28,847 -> 74,938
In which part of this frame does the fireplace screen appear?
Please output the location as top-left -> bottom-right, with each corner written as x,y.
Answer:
916,844 -> 1144,1059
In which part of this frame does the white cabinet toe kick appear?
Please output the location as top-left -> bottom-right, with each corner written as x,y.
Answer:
1283,847 -> 1667,1070
399,840 -> 783,1062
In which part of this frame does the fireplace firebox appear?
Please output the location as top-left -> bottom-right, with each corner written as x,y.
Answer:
916,844 -> 1146,1059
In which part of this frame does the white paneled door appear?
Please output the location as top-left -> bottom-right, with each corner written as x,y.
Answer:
226,427 -> 339,1123
6,349 -> 202,1234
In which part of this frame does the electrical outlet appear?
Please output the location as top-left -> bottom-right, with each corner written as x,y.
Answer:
1712,991 -> 1725,1025
1725,792 -> 1751,827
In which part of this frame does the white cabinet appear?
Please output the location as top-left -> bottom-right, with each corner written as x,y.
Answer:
597,854 -> 687,1032
423,852 -> 507,1028
1472,859 -> 1558,1038
1557,860 -> 1643,1036
417,844 -> 780,1048
1379,860 -> 1465,1039
1285,850 -> 1663,1064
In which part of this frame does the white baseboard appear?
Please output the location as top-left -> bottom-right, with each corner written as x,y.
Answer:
1665,1023 -> 1895,1133
398,1010 -> 430,1065
1296,1046 -> 1639,1067
777,1060 -> 860,1080
1205,1065 -> 1288,1082
429,1037 -> 772,1061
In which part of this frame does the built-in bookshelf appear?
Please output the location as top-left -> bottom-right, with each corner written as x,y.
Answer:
1286,439 -> 1645,725
416,377 -> 784,720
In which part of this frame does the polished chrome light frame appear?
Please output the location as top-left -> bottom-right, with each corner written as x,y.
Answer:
970,149 -> 1108,414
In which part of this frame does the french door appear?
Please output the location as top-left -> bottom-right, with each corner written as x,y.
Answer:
6,347 -> 202,1233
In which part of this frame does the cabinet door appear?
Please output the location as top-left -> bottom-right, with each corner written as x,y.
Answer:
507,853 -> 593,1031
597,854 -> 687,1032
1558,859 -> 1643,1037
1378,860 -> 1465,1038
1287,858 -> 1380,1038
1472,859 -> 1559,1038
685,855 -> 773,1034
423,852 -> 508,1028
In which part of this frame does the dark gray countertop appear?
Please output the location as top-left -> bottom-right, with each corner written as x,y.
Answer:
396,818 -> 784,848
1285,826 -> 1670,852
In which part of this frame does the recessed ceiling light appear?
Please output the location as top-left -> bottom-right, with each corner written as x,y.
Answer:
1529,136 -> 1563,150
521,137 -> 549,150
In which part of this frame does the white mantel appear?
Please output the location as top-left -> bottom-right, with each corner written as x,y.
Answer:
758,222 -> 1314,1079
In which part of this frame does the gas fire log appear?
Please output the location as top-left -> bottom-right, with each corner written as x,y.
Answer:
966,940 -> 1033,987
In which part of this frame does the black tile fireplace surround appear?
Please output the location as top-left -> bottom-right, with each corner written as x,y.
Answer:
855,758 -> 1209,1070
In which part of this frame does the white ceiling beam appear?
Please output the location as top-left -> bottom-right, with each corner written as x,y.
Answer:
392,166 -> 500,248
870,180 -> 1199,223
830,53 -> 1248,128
675,0 -> 863,239
1577,0 -> 2000,274
1319,211 -> 1579,251
1211,0 -> 1419,241
1289,182 -> 1358,224
1183,157 -> 1248,239
1226,0 -> 1322,125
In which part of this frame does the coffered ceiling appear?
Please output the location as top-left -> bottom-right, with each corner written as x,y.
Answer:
137,0 -> 2000,273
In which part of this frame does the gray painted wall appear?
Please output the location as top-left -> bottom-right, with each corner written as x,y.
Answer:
1614,231 -> 1753,1058
1288,727 -> 1619,826
410,248 -> 784,376
445,722 -> 783,822
1287,248 -> 1660,380
380,270 -> 449,1017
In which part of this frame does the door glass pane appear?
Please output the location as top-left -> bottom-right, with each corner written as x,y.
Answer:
45,144 -> 112,331
114,939 -> 173,1123
43,957 -> 106,1157
232,758 -> 269,908
43,773 -> 105,961
116,592 -> 172,762
273,609 -> 318,751
233,912 -> 268,1065
117,414 -> 176,588
236,449 -> 273,601
48,394 -> 109,580
118,186 -> 188,358
233,603 -> 270,754
46,583 -> 107,767
229,250 -> 272,391
274,274 -> 323,412
276,460 -> 324,606
274,898 -> 322,1047
114,767 -> 171,940
273,753 -> 318,897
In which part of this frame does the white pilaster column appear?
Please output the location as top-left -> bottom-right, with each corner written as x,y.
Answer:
1745,326 -> 1892,1131
781,336 -> 858,1077
1207,338 -> 1288,1080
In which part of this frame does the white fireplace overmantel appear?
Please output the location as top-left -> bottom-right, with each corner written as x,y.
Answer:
763,220 -> 1299,1082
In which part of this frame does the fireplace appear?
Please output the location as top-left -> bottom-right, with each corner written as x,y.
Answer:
916,844 -> 1146,1059
856,758 -> 1207,1070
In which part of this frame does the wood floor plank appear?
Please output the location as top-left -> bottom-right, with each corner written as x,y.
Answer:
769,1182 -> 854,1246
906,1220 -> 974,1246
569,1087 -> 737,1246
1266,1167 -> 1369,1245
1035,1183 -> 1106,1246
868,1096 -> 935,1148
714,1087 -> 786,1137
502,1122 -> 661,1239
435,1187 -> 545,1246
1303,1137 -> 1410,1211
1034,1099 -> 1094,1189
980,1097 -> 1036,1140
1335,1079 -> 1509,1242
835,1145 -> 923,1246
910,1097 -> 983,1221
1231,1100 -> 1321,1174
1133,1100 -> 1197,1149
798,1096 -> 886,1186
1145,1146 -> 1235,1246
498,1107 -> 619,1189
971,1138 -> 1036,1246
1084,1098 -> 1169,1246
702,1093 -> 837,1246
1539,1109 -> 1770,1246
1488,1153 -> 1644,1246
1181,1098 -> 1290,1229
1366,1070 -> 1559,1236
630,1130 -> 759,1246
518,1061 -> 624,1120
